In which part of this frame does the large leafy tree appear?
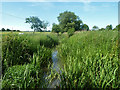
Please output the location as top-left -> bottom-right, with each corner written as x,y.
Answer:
57,11 -> 83,32
25,16 -> 48,32
1,28 -> 6,31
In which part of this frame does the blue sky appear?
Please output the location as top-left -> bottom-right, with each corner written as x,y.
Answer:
1,2 -> 118,31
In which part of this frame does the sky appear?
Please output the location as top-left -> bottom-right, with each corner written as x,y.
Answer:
0,1 -> 119,31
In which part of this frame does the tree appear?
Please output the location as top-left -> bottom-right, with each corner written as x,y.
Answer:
17,30 -> 20,32
6,28 -> 11,31
113,24 -> 120,31
52,23 -> 61,35
92,25 -> 99,31
42,21 -> 49,30
13,30 -> 16,32
57,11 -> 83,32
106,24 -> 112,30
82,24 -> 89,31
64,22 -> 75,32
1,28 -> 6,31
25,16 -> 48,32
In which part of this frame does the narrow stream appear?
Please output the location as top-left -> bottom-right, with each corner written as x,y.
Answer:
42,50 -> 61,88
47,50 -> 61,88
52,51 -> 60,72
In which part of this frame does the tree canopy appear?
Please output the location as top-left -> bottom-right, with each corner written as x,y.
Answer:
1,28 -> 5,31
82,24 -> 89,31
25,16 -> 49,32
52,23 -> 61,34
57,11 -> 83,32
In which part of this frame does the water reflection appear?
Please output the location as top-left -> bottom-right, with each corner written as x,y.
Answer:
52,51 -> 60,72
47,50 -> 60,88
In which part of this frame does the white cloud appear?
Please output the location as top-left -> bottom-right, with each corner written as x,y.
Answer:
83,2 -> 97,12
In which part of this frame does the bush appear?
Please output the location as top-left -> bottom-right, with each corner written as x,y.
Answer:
67,28 -> 75,37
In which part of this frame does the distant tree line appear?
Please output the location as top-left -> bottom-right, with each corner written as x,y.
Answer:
51,11 -> 119,37
0,28 -> 21,32
92,24 -> 119,31
2,11 -> 119,35
25,11 -> 119,37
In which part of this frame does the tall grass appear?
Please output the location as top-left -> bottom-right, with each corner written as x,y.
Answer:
51,30 -> 119,88
2,32 -> 59,88
2,64 -> 42,88
26,33 -> 59,49
2,46 -> 52,88
2,34 -> 32,74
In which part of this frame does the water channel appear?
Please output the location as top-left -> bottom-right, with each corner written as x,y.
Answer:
43,50 -> 62,88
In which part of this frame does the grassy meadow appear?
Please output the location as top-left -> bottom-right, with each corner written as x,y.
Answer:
1,30 -> 120,88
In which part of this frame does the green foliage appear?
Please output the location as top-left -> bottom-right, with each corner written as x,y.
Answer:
2,34 -> 32,74
67,28 -> 75,37
2,30 -> 120,89
32,46 -> 52,68
25,16 -> 49,32
82,24 -> 89,31
2,33 -> 58,89
2,46 -> 52,89
2,64 -> 43,88
113,24 -> 120,31
6,28 -> 11,31
99,28 -> 105,31
2,33 -> 59,72
51,30 -> 119,88
57,11 -> 83,32
26,33 -> 59,49
1,28 -> 5,31
52,23 -> 61,34
64,22 -> 75,32
92,25 -> 99,31
106,24 -> 112,30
